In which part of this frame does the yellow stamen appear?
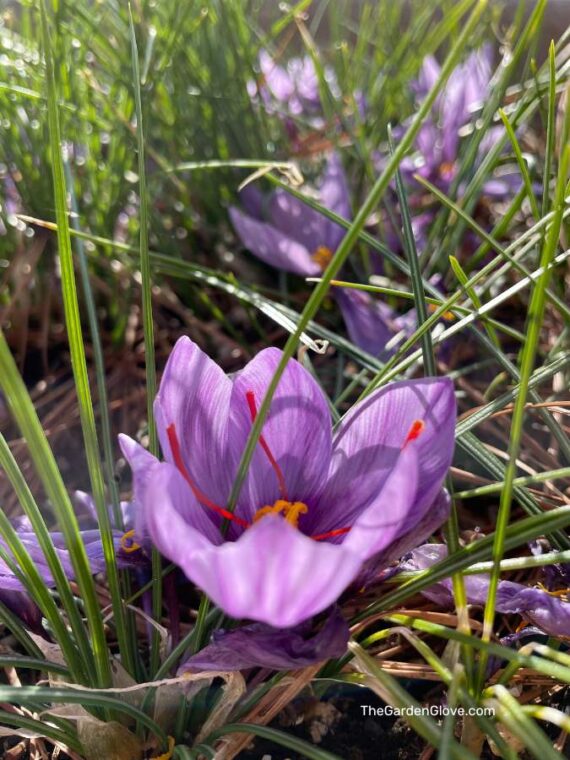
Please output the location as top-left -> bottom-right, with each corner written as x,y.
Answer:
312,245 -> 333,271
253,499 -> 309,528
152,736 -> 175,760
515,619 -> 528,633
428,303 -> 455,321
120,529 -> 141,554
439,161 -> 456,178
537,582 -> 570,599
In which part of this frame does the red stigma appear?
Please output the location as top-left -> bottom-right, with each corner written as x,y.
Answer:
245,390 -> 289,500
166,423 -> 249,528
403,419 -> 425,449
311,527 -> 351,542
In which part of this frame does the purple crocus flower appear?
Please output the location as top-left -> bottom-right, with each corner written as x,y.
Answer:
0,501 -> 144,629
248,50 -> 324,118
230,154 -> 401,357
387,47 -> 520,250
401,544 -> 570,638
120,336 -> 455,629
180,609 -> 349,672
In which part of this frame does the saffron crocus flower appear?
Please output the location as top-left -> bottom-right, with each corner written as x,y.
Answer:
230,154 -> 401,357
120,336 -> 455,628
386,47 -> 519,250
401,544 -> 570,638
180,609 -> 349,672
248,50 -> 333,120
0,520 -> 140,628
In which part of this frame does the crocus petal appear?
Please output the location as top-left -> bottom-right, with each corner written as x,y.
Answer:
341,445 -> 419,561
318,154 -> 352,251
239,184 -> 265,220
142,461 -> 224,549
119,434 -> 160,539
374,489 -> 451,569
153,336 -> 234,507
0,589 -> 42,630
229,206 -> 320,276
412,55 -> 441,99
311,378 -> 455,534
144,462 -> 362,627
267,191 -> 330,262
179,609 -> 349,672
334,287 -> 397,357
259,50 -> 294,103
169,515 -> 363,627
228,348 -> 332,517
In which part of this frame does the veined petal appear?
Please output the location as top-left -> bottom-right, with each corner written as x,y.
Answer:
182,516 -> 362,628
341,445 -> 419,561
153,336 -> 233,507
143,462 -> 224,554
311,377 -> 455,534
259,50 -> 295,103
143,465 -> 361,627
228,348 -> 332,519
230,206 -> 320,276
179,609 -> 349,672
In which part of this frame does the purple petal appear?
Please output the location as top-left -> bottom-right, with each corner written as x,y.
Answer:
230,206 -> 320,276
311,378 -> 455,535
259,50 -> 294,103
268,154 -> 350,257
228,348 -> 332,519
268,191 -> 330,261
412,55 -> 441,99
143,461 -> 362,626
153,336 -> 234,508
334,287 -> 397,357
402,544 -> 570,639
341,445 -> 419,561
239,184 -> 265,220
141,461 -> 225,550
318,154 -> 351,251
179,609 -> 349,672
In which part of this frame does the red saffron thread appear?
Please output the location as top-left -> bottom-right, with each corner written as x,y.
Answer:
245,390 -> 289,500
403,419 -> 425,448
166,423 -> 249,528
311,527 -> 351,542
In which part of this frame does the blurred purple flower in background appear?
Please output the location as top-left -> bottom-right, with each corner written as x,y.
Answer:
120,336 -> 456,629
0,512 -> 140,629
402,544 -> 570,638
248,50 -> 322,117
230,154 -> 405,357
385,46 -> 520,249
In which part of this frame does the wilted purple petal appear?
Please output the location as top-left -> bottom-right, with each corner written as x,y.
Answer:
179,609 -> 349,672
402,544 -> 570,638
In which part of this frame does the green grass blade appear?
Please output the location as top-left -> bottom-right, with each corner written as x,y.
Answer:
478,143 -> 569,686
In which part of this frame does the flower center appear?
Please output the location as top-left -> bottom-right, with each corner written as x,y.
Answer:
253,499 -> 309,528
312,245 -> 333,270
